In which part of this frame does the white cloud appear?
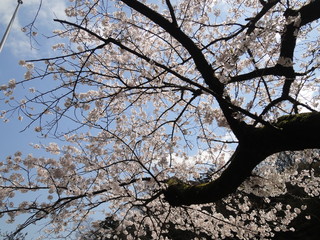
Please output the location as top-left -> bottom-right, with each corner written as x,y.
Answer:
0,0 -> 67,58
298,85 -> 320,112
0,0 -> 17,24
45,1 -> 67,19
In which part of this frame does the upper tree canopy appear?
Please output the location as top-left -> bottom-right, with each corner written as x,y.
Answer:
1,0 -> 320,239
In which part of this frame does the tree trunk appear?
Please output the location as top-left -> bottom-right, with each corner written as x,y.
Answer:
164,112 -> 320,206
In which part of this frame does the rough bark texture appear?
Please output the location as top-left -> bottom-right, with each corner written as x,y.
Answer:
164,112 -> 320,206
120,0 -> 320,207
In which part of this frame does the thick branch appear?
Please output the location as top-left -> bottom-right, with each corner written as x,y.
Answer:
164,112 -> 320,206
120,0 -> 224,95
230,0 -> 320,85
165,0 -> 178,27
229,65 -> 291,83
246,0 -> 280,35
294,0 -> 320,26
120,0 -> 253,140
54,19 -> 215,95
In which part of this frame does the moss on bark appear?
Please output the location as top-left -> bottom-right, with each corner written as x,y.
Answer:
164,112 -> 320,207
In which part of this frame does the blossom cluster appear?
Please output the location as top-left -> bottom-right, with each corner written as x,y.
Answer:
1,0 -> 320,239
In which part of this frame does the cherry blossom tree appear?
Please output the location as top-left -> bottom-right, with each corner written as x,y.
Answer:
1,0 -> 320,239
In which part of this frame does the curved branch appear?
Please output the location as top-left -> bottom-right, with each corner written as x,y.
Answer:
294,0 -> 320,26
230,0 -> 320,87
164,112 -> 320,206
120,0 -> 224,96
165,0 -> 178,27
54,19 -> 215,96
246,0 -> 280,35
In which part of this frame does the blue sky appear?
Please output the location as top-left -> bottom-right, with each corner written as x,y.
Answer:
0,0 -> 67,154
1,0 -> 318,238
0,0 -> 68,238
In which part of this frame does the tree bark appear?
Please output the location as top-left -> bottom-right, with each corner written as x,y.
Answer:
118,0 -> 320,206
164,112 -> 320,206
